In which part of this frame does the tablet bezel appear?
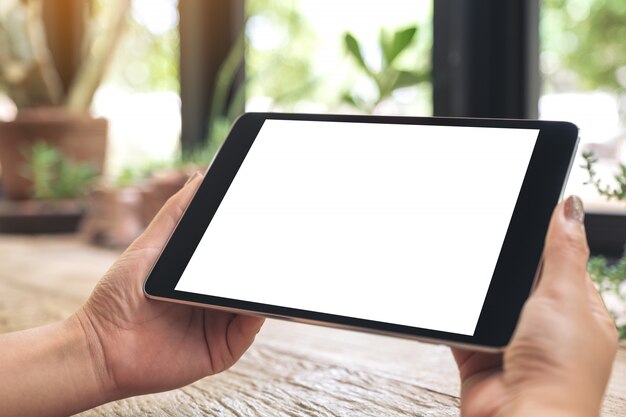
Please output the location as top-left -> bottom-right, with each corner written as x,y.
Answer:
144,112 -> 579,350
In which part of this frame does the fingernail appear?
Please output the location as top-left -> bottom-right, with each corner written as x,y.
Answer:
184,171 -> 202,187
564,195 -> 585,224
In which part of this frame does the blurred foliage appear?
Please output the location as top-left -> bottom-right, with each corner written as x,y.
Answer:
114,1 -> 432,169
582,150 -> 626,339
342,26 -> 429,113
204,33 -> 246,157
542,0 -> 626,92
588,248 -> 626,339
111,158 -> 179,189
245,0 -> 317,108
113,166 -> 145,189
185,0 -> 319,166
27,142 -> 97,200
105,3 -> 179,91
582,150 -> 626,202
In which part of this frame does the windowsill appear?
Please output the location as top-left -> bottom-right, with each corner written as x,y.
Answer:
585,200 -> 626,215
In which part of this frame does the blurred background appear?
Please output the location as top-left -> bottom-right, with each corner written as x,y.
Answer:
0,0 -> 624,335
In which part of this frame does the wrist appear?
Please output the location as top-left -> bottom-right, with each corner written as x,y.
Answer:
0,317 -> 113,417
69,310 -> 119,404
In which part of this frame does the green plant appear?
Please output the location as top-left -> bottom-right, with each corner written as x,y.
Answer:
342,26 -> 429,113
542,0 -> 626,124
113,166 -> 143,189
588,249 -> 626,339
111,159 -> 176,189
28,142 -> 97,200
195,1 -> 319,165
582,150 -> 626,339
181,144 -> 219,168
542,0 -> 626,93
245,0 -> 318,109
582,151 -> 626,202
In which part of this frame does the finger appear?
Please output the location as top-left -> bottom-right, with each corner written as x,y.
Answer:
535,196 -> 590,301
226,315 -> 265,362
451,348 -> 502,382
130,171 -> 204,252
451,347 -> 474,369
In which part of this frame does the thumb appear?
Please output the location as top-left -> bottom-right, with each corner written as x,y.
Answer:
129,171 -> 204,253
536,195 -> 590,301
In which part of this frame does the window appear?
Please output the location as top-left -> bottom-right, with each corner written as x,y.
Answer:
541,0 -> 626,212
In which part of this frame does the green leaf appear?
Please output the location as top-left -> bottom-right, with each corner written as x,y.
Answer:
344,33 -> 368,72
392,70 -> 427,90
582,150 -> 626,202
382,26 -> 417,66
379,28 -> 393,69
341,92 -> 359,108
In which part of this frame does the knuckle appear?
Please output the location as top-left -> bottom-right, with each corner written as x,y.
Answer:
157,193 -> 186,226
163,192 -> 182,211
565,231 -> 590,257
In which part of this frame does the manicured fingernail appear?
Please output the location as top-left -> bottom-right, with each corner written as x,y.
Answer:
564,195 -> 585,224
184,171 -> 202,187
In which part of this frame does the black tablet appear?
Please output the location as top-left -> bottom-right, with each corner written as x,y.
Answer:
144,113 -> 579,351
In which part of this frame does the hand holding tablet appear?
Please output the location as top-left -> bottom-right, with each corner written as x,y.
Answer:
453,196 -> 618,416
3,114 -> 618,417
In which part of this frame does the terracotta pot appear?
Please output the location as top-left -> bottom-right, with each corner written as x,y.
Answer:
0,107 -> 107,200
140,169 -> 190,227
80,185 -> 144,248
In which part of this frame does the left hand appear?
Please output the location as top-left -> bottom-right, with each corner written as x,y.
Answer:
74,172 -> 265,400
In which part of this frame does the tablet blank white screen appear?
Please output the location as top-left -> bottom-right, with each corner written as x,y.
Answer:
175,120 -> 539,336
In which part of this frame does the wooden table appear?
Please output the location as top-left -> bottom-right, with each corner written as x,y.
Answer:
0,235 -> 624,416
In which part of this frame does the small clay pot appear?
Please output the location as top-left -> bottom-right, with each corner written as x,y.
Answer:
81,185 -> 143,248
140,169 -> 190,227
0,107 -> 107,200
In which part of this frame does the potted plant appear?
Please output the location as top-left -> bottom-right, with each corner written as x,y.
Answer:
0,0 -> 130,200
81,167 -> 145,248
0,141 -> 97,233
81,23 -> 242,246
581,151 -> 626,340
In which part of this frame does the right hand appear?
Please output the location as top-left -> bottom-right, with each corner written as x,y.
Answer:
452,196 -> 619,417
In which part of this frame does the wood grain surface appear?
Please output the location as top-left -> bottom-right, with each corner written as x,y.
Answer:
0,235 -> 624,416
